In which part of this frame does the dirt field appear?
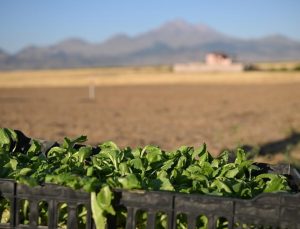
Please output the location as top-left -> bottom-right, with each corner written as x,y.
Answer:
1,68 -> 300,163
1,67 -> 300,88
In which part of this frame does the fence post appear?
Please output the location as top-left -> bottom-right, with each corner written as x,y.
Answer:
88,77 -> 96,100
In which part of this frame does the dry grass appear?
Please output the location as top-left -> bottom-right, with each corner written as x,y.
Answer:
0,66 -> 300,88
254,61 -> 300,71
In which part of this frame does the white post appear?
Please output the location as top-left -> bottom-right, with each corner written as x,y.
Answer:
88,77 -> 95,100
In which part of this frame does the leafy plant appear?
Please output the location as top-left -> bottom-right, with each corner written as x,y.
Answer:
0,128 -> 293,229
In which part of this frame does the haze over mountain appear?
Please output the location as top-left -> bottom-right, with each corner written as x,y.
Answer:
1,19 -> 300,70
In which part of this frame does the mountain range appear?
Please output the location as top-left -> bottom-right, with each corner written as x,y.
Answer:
1,19 -> 300,70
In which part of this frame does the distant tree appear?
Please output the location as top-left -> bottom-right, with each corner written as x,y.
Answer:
293,64 -> 300,71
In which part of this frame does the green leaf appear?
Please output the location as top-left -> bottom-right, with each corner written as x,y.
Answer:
118,162 -> 129,176
9,158 -> 18,170
132,148 -> 141,158
97,186 -> 115,215
255,173 -> 278,180
27,140 -> 41,157
178,146 -> 193,157
232,182 -> 243,193
235,149 -> 246,164
99,141 -> 119,151
149,177 -> 174,191
192,144 -> 206,160
212,167 -> 222,178
257,174 -> 290,193
47,147 -> 66,158
211,179 -> 232,194
198,151 -> 213,165
63,135 -> 87,150
191,173 -> 209,185
225,168 -> 239,178
157,170 -> 168,179
200,162 -> 214,178
170,168 -> 178,180
143,146 -> 162,164
82,178 -> 100,192
219,163 -> 235,177
161,159 -> 174,171
0,128 -> 17,152
264,177 -> 286,192
186,164 -> 201,174
91,192 -> 106,229
4,128 -> 17,142
1,208 -> 10,224
217,151 -> 229,165
241,187 -> 252,197
247,164 -> 260,179
193,143 -> 213,164
100,149 -> 119,169
87,166 -> 94,177
19,168 -> 32,176
106,177 -> 121,188
130,158 -> 144,171
176,156 -> 187,169
118,174 -> 141,189
72,146 -> 92,163
211,159 -> 219,168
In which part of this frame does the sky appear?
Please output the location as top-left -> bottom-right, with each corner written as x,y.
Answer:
0,0 -> 300,54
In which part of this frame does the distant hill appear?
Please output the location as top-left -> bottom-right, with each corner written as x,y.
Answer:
0,49 -> 8,61
1,19 -> 300,70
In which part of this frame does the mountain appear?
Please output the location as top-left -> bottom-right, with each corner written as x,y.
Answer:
0,49 -> 8,61
1,19 -> 300,70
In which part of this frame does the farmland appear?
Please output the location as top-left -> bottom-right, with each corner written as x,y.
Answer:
1,66 -> 300,88
0,67 -> 300,163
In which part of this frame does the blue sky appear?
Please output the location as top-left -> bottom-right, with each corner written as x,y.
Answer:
1,0 -> 299,53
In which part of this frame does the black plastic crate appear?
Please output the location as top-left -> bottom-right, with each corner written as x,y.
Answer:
0,179 -> 93,229
1,176 -> 300,229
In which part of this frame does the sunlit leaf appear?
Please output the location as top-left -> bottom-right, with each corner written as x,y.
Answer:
27,140 -> 41,157
118,174 -> 141,189
144,145 -> 162,164
97,186 -> 115,215
9,158 -> 18,170
91,192 -> 106,229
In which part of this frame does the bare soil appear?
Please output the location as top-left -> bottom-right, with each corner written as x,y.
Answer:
1,83 -> 300,161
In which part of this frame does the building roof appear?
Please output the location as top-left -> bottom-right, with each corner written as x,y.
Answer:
208,52 -> 229,58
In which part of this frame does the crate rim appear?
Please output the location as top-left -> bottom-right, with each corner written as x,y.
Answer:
1,178 -> 300,201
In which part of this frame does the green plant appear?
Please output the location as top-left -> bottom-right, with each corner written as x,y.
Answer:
0,128 -> 293,229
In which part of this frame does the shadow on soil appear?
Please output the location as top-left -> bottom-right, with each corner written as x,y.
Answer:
241,132 -> 300,156
223,132 -> 300,159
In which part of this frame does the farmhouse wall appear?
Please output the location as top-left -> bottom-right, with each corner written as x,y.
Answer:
173,63 -> 244,72
173,52 -> 244,72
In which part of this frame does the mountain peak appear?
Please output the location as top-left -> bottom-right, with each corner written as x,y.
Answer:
107,33 -> 130,41
159,19 -> 198,32
159,19 -> 215,33
58,38 -> 88,46
143,19 -> 225,49
162,19 -> 191,28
